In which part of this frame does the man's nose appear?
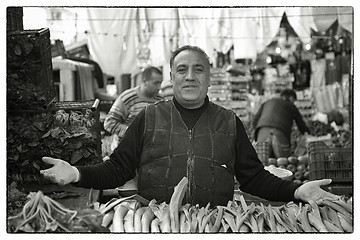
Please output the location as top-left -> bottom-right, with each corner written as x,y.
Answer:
185,69 -> 195,80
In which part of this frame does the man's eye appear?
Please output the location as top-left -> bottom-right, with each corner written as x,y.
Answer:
195,68 -> 204,73
178,68 -> 186,73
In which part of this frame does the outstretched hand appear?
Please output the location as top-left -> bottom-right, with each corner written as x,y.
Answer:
40,157 -> 79,186
294,179 -> 340,203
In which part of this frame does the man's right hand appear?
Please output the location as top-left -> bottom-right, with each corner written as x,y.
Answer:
40,157 -> 80,186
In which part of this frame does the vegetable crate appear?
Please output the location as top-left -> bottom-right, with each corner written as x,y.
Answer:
6,7 -> 23,32
253,141 -> 270,166
307,141 -> 353,183
7,28 -> 55,110
7,99 -> 102,185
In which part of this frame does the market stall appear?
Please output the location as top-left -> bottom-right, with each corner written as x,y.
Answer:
7,6 -> 353,233
8,177 -> 353,233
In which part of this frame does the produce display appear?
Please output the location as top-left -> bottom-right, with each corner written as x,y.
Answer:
8,177 -> 353,233
332,129 -> 352,148
266,156 -> 310,184
7,103 -> 101,184
307,120 -> 336,137
69,177 -> 354,233
7,191 -> 109,233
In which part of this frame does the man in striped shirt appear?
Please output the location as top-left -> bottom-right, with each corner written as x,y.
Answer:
104,66 -> 163,139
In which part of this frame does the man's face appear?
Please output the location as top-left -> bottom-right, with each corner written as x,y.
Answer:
170,50 -> 210,109
144,72 -> 163,96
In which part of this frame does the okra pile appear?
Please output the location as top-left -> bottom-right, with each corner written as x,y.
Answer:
98,177 -> 353,233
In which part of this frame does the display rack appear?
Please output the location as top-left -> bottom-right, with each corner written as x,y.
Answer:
209,68 -> 251,122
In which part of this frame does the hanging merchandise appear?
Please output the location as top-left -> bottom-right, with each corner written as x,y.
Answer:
342,75 -> 349,106
326,84 -> 337,110
313,87 -> 327,113
178,8 -> 216,63
229,8 -> 258,60
137,8 -> 179,67
209,8 -> 233,54
325,59 -> 339,85
86,8 -> 138,77
310,54 -> 326,90
136,43 -> 151,69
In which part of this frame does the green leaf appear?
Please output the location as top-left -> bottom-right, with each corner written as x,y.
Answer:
82,149 -> 91,158
33,121 -> 47,132
23,41 -> 34,54
28,141 -> 39,147
21,159 -> 29,167
14,44 -> 22,55
41,130 -> 51,138
73,141 -> 82,149
16,145 -> 22,153
32,161 -> 40,170
52,148 -> 62,154
71,151 -> 83,164
50,127 -> 63,138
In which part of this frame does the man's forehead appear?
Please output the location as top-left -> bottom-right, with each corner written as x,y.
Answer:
173,50 -> 209,66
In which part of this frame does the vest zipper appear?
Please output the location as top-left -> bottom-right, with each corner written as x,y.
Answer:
187,129 -> 194,204
171,102 -> 207,204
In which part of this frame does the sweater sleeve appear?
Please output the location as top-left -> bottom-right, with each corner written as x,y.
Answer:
292,104 -> 310,134
234,117 -> 301,202
103,95 -> 130,137
76,109 -> 145,190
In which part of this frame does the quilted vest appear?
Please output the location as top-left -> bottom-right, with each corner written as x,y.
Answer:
138,99 -> 236,207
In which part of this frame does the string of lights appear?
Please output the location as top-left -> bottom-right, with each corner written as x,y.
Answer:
48,29 -> 352,40
40,11 -> 353,22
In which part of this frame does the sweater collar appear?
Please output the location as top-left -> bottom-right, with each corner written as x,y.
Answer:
173,96 -> 209,113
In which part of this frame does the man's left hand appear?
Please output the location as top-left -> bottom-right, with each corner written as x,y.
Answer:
294,179 -> 340,203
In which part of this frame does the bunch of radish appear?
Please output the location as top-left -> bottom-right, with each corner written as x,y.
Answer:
98,177 -> 353,233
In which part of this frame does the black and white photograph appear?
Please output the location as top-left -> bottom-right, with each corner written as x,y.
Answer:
3,1 -> 356,236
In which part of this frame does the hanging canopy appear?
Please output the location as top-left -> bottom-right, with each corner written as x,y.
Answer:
23,7 -> 353,78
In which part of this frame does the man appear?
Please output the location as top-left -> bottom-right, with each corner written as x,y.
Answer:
104,66 -> 163,138
253,89 -> 310,158
41,45 -> 338,208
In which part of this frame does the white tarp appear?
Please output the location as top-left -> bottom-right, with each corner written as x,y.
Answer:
86,8 -> 138,78
138,8 -> 179,67
285,7 -> 318,44
178,8 -> 217,63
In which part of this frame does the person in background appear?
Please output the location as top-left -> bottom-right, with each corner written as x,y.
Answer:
253,89 -> 310,158
40,45 -> 338,209
104,66 -> 163,141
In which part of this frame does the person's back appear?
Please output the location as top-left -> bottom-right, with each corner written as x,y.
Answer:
253,89 -> 309,158
104,66 -> 163,138
254,97 -> 296,141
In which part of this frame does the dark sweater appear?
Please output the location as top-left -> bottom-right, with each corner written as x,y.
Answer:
77,96 -> 301,203
253,98 -> 310,142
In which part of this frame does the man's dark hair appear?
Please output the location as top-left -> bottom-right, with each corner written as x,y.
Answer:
142,66 -> 162,82
170,45 -> 211,69
280,89 -> 297,101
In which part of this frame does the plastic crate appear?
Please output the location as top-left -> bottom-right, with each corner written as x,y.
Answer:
7,99 -> 102,185
7,7 -> 23,32
307,141 -> 353,183
7,28 -> 55,110
253,141 -> 270,166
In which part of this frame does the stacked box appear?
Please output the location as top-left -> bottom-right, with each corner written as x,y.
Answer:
7,100 -> 102,184
7,28 -> 55,110
307,141 -> 352,183
6,7 -> 23,32
253,141 -> 270,166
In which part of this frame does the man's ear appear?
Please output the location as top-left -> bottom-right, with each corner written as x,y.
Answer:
169,72 -> 173,84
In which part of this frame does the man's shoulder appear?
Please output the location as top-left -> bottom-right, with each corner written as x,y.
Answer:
208,101 -> 237,116
119,87 -> 139,101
